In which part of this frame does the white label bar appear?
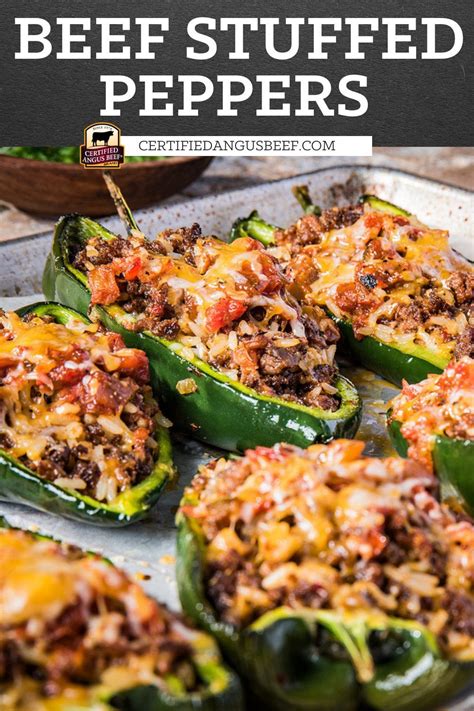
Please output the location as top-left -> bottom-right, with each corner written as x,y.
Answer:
122,135 -> 372,157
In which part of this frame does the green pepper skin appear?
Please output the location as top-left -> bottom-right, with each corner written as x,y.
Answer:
43,215 -> 362,452
358,194 -> 411,217
176,514 -> 473,711
334,317 -> 444,387
230,210 -> 278,246
388,416 -> 474,516
0,302 -> 174,526
0,519 -> 243,711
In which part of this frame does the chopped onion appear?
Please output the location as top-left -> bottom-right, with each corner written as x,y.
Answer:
176,378 -> 198,395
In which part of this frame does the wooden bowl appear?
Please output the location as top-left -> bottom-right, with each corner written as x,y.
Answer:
0,155 -> 213,216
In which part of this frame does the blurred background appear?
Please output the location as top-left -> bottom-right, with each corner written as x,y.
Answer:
0,146 -> 472,242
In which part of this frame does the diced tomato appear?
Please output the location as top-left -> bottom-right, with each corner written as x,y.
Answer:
286,253 -> 319,295
48,347 -> 74,362
393,215 -> 410,226
232,344 -> 257,375
239,253 -> 283,296
260,258 -> 284,294
364,213 -> 384,230
115,348 -> 150,384
206,298 -> 247,333
107,333 -> 126,352
440,358 -> 474,392
89,266 -> 120,305
253,499 -> 273,515
114,255 -> 143,281
366,529 -> 388,558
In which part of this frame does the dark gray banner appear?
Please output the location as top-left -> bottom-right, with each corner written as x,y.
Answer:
0,0 -> 471,145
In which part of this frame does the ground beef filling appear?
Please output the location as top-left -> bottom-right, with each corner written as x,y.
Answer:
182,440 -> 474,660
73,227 -> 343,411
0,530 -> 200,699
19,386 -> 159,496
274,206 -> 364,251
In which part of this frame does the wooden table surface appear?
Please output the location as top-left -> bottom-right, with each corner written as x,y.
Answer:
0,147 -> 472,242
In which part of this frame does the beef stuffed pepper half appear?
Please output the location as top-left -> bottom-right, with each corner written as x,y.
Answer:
177,439 -> 474,711
388,356 -> 474,515
0,302 -> 174,525
0,523 -> 242,710
231,193 -> 473,386
43,215 -> 361,451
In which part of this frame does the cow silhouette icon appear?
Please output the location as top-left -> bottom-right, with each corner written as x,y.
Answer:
92,130 -> 114,146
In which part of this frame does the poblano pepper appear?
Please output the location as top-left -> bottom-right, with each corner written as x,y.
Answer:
230,192 -> 468,386
0,302 -> 174,526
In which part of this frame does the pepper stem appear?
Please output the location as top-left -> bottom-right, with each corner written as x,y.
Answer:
102,171 -> 140,235
292,185 -> 322,216
230,210 -> 278,246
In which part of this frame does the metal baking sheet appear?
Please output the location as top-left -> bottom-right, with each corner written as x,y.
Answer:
0,166 -> 472,710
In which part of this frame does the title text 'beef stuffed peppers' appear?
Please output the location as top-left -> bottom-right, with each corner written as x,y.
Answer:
43,215 -> 361,451
177,439 -> 474,711
0,302 -> 174,525
0,522 -> 243,710
388,356 -> 474,515
231,193 -> 473,386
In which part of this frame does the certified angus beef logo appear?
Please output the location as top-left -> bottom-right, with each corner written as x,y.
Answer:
80,123 -> 125,168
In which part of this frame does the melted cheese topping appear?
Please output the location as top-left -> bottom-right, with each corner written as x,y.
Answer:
0,531 -> 78,625
110,235 -> 295,321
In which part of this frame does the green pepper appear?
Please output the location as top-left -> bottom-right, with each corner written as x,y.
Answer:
229,193 -> 446,386
293,184 -> 322,215
43,215 -> 361,452
0,518 -> 243,710
230,209 -> 279,247
387,414 -> 474,516
0,302 -> 174,526
358,194 -> 411,217
176,513 -> 473,711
